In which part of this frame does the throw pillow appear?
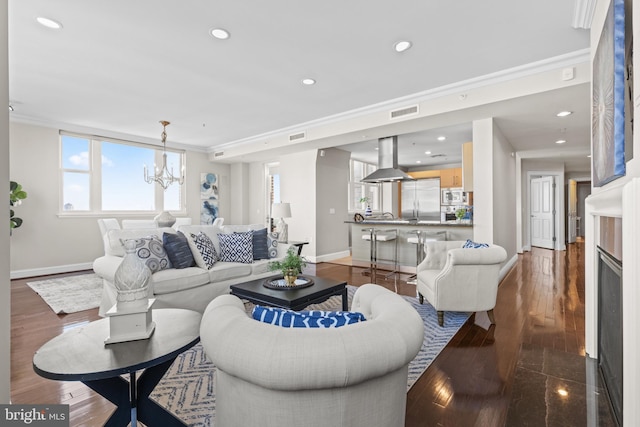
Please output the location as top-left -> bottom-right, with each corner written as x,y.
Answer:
250,228 -> 269,260
462,239 -> 489,249
218,231 -> 254,264
267,232 -> 279,258
163,231 -> 196,269
130,235 -> 171,273
252,306 -> 367,328
189,232 -> 217,269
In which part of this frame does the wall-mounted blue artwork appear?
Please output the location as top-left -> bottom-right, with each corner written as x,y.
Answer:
592,0 -> 627,187
200,173 -> 219,224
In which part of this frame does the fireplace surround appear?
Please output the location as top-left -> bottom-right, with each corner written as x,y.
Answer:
596,244 -> 622,425
585,177 -> 640,423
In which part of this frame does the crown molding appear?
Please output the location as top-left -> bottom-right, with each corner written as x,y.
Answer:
572,0 -> 596,29
214,49 -> 591,152
9,114 -> 209,153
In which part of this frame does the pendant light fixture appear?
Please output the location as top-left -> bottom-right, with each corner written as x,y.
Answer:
143,121 -> 184,190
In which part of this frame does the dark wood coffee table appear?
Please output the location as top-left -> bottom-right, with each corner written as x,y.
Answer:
231,275 -> 348,311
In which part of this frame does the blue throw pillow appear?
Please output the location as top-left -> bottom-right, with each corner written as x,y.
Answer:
218,232 -> 254,264
163,231 -> 195,269
267,232 -> 279,258
252,306 -> 366,328
462,239 -> 489,248
132,235 -> 171,273
250,228 -> 269,260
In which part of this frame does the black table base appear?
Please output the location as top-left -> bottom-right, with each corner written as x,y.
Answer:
83,358 -> 184,427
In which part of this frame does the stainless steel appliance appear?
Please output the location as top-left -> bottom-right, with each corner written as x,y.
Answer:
441,188 -> 467,205
401,178 -> 441,221
441,205 -> 458,222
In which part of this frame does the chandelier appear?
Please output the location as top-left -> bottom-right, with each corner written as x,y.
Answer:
144,120 -> 184,190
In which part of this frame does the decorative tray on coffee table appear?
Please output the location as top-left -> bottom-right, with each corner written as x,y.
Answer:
263,276 -> 314,290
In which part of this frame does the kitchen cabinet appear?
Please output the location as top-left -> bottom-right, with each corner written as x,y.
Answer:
462,142 -> 473,192
440,168 -> 462,188
407,170 -> 440,179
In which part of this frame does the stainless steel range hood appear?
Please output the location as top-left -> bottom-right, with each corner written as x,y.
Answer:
361,136 -> 414,183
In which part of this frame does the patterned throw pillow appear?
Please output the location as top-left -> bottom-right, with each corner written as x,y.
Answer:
190,232 -> 217,269
218,231 -> 254,264
462,239 -> 489,249
267,232 -> 279,258
130,235 -> 171,273
162,232 -> 196,269
252,306 -> 367,328
251,228 -> 269,260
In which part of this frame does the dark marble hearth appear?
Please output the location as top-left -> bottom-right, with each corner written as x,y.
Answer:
506,344 -> 616,426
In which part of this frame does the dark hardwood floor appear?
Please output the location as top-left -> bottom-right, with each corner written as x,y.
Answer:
11,241 -> 616,426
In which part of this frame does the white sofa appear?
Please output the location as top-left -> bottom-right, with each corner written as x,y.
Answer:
200,284 -> 424,427
93,220 -> 291,316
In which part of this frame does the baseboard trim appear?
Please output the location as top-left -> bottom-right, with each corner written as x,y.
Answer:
499,254 -> 519,283
10,263 -> 94,280
306,250 -> 351,264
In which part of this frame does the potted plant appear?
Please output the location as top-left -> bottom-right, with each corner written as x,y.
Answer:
10,181 -> 27,232
455,208 -> 466,223
268,247 -> 308,285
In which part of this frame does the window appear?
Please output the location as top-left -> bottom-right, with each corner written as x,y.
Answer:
60,132 -> 185,213
348,159 -> 380,212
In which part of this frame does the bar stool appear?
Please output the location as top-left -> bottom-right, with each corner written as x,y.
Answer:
362,228 -> 399,282
406,230 -> 446,284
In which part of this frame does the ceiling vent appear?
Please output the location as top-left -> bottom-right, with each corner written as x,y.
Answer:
430,154 -> 446,158
389,105 -> 419,120
289,131 -> 306,142
213,151 -> 225,158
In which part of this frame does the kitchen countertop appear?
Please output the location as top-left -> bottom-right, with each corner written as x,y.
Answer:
344,219 -> 472,227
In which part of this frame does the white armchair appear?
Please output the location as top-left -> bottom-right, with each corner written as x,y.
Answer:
200,284 -> 424,427
416,240 -> 507,327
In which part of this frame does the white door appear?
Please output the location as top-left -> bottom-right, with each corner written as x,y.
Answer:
531,176 -> 555,249
567,180 -> 577,244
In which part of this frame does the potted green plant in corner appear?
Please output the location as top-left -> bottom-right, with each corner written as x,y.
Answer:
10,181 -> 27,233
268,247 -> 308,286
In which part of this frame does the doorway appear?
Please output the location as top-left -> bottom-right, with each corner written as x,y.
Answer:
576,182 -> 591,238
530,176 -> 555,249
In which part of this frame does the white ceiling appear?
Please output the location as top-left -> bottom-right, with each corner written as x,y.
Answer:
8,0 -> 592,172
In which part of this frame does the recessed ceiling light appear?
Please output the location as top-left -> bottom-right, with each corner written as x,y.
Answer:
556,111 -> 573,117
416,160 -> 422,164
394,40 -> 412,53
210,28 -> 230,39
36,17 -> 63,29
424,151 -> 431,155
302,78 -> 316,85
437,136 -> 446,141
557,388 -> 568,397
587,154 -> 592,158
555,139 -> 566,144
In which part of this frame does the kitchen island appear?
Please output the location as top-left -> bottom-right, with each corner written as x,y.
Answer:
345,220 -> 473,273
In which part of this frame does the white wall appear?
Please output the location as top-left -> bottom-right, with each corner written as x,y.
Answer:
315,148 -> 350,259
9,121 -> 230,277
1,0 -> 10,403
492,123 -> 517,258
472,118 -> 517,267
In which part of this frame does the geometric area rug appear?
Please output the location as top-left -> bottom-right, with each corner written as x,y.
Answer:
26,273 -> 103,314
151,285 -> 470,426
